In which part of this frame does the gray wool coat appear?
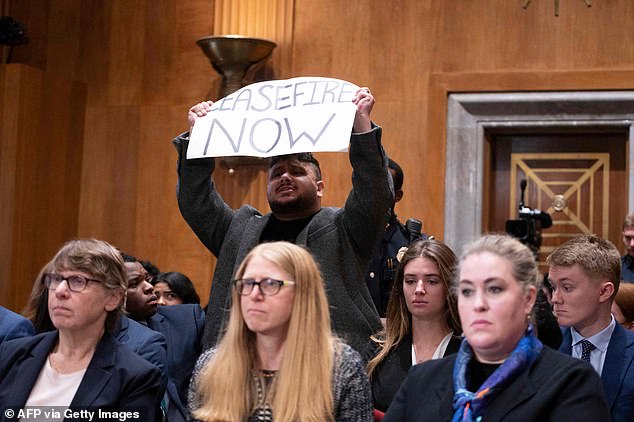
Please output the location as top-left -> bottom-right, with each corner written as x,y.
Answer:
173,126 -> 392,354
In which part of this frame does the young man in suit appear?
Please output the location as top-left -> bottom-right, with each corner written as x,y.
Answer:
548,234 -> 634,422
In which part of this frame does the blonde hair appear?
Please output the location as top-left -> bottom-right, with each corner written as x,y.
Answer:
457,234 -> 540,293
193,242 -> 335,422
547,234 -> 620,300
367,239 -> 460,377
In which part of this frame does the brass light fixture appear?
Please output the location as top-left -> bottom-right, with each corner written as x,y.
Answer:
196,35 -> 277,172
197,35 -> 276,100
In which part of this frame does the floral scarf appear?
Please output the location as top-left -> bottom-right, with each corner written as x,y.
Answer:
451,326 -> 543,422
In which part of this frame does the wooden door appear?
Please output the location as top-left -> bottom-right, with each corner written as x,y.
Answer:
487,131 -> 628,271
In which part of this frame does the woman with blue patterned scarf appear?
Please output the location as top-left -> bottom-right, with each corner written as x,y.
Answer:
383,234 -> 610,421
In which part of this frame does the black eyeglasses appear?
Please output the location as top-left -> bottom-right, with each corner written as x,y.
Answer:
233,278 -> 296,296
44,273 -> 102,292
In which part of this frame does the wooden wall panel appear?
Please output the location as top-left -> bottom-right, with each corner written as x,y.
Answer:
134,105 -> 214,296
0,64 -> 86,313
291,0 -> 634,239
78,106 -> 140,248
213,0 -> 295,79
4,0 -> 634,310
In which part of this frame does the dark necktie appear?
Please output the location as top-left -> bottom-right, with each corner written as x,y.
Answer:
580,339 -> 596,363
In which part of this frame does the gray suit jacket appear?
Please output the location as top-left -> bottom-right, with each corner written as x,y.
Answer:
173,127 -> 392,353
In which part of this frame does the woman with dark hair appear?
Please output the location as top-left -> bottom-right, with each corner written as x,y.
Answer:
366,239 -> 462,413
152,271 -> 201,305
0,239 -> 164,420
383,234 -> 610,421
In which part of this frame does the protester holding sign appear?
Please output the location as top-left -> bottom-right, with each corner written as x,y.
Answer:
172,81 -> 392,354
186,77 -> 362,159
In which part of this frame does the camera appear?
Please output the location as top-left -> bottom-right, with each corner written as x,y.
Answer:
505,180 -> 552,256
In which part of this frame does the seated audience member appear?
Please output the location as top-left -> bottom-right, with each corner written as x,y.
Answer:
25,262 -> 168,378
384,234 -> 610,421
621,214 -> 634,282
549,234 -> 634,421
366,239 -> 461,414
0,239 -> 164,420
613,282 -> 634,331
123,253 -> 205,420
152,271 -> 201,305
189,241 -> 372,422
0,305 -> 34,344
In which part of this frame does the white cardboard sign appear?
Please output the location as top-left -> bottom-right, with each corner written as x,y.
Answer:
187,77 -> 359,159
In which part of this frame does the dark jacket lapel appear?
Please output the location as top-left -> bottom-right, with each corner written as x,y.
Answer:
237,213 -> 269,258
69,333 -> 117,407
3,332 -> 59,408
484,354 -> 538,420
430,365 -> 454,420
114,315 -> 130,343
558,327 -> 573,354
601,323 -> 627,408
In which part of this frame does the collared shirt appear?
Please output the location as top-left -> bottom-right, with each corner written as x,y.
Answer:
410,332 -> 454,365
621,255 -> 634,283
571,315 -> 616,375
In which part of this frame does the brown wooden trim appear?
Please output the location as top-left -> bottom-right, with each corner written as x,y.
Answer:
427,69 -> 634,237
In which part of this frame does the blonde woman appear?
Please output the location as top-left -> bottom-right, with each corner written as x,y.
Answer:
188,241 -> 372,422
383,235 -> 610,421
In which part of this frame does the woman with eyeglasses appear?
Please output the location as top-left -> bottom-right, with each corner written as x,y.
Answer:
0,239 -> 165,420
188,241 -> 373,422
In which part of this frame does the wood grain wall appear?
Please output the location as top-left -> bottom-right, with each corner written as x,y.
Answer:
2,0 -> 634,312
0,64 -> 86,311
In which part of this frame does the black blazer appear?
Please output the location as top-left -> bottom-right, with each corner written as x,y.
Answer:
369,333 -> 461,412
383,347 -> 610,422
0,331 -> 165,422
